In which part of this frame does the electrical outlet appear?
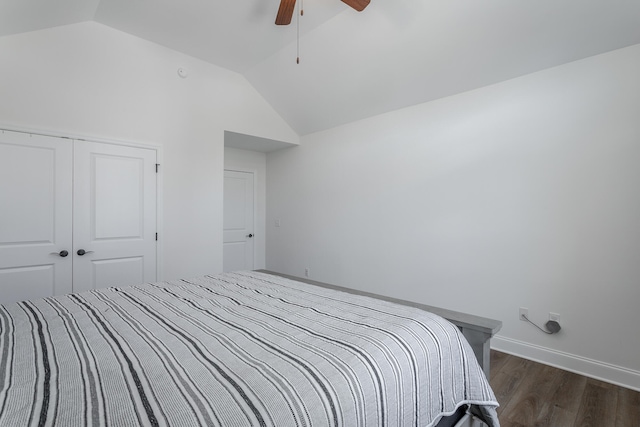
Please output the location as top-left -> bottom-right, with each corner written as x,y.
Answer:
549,312 -> 561,322
304,268 -> 309,278
519,307 -> 529,321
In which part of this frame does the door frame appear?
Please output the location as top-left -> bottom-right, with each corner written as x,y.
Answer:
0,123 -> 164,281
223,167 -> 258,271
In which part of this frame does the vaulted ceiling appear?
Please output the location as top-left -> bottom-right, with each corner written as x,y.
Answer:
3,0 -> 640,135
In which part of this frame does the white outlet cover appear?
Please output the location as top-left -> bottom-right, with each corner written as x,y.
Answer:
519,307 -> 528,321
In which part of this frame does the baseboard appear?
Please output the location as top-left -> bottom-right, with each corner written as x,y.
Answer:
491,336 -> 640,392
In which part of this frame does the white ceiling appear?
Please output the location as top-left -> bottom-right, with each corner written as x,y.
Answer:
3,0 -> 640,135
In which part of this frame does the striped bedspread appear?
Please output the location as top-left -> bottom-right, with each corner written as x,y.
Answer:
0,271 -> 499,426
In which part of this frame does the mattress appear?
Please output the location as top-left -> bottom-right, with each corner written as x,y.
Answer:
0,271 -> 499,426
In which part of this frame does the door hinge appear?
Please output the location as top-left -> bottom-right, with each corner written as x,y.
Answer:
155,164 -> 160,173
155,233 -> 158,241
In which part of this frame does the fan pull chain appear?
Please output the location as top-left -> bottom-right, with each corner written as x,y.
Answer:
296,0 -> 302,64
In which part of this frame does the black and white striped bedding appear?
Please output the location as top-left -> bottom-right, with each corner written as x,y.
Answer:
0,271 -> 499,426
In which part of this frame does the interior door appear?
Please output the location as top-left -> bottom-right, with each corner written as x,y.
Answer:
73,141 -> 157,291
223,170 -> 254,272
0,131 -> 73,304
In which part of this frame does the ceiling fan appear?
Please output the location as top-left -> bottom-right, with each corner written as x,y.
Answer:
275,0 -> 370,25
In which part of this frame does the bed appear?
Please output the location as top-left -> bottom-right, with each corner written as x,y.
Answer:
0,270 -> 500,426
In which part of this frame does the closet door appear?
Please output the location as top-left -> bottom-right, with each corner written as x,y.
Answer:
72,141 -> 157,292
0,131 -> 73,304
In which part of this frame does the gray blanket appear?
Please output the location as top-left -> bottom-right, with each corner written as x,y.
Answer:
0,271 -> 499,426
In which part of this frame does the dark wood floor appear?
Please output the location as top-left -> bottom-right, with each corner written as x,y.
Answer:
489,350 -> 640,427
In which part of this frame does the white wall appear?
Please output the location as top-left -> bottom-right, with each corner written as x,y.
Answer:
0,22 -> 298,281
266,44 -> 640,390
224,146 -> 267,270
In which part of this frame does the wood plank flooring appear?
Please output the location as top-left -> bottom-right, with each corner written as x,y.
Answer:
489,350 -> 640,427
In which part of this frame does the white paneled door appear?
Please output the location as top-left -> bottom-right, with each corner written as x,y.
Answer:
73,141 -> 157,292
0,131 -> 157,305
223,170 -> 254,272
0,131 -> 73,303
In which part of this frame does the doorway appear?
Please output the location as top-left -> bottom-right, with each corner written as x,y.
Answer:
223,170 -> 255,272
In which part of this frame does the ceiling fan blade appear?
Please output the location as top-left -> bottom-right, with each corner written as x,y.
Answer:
341,0 -> 370,12
275,0 -> 296,25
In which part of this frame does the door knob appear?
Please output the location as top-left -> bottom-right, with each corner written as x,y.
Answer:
50,250 -> 69,257
77,249 -> 94,256
246,233 -> 254,238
